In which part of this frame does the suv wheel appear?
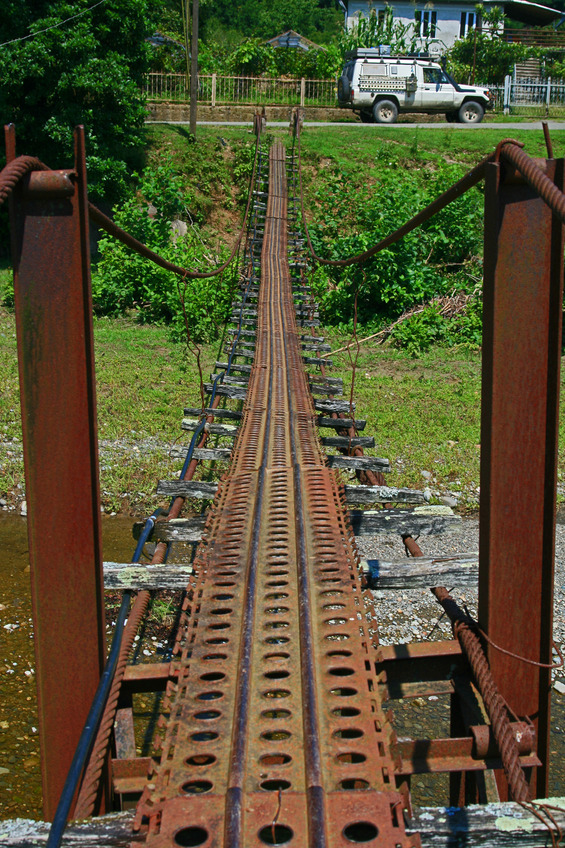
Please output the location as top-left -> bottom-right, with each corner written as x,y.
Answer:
338,74 -> 350,103
458,101 -> 484,124
373,99 -> 398,124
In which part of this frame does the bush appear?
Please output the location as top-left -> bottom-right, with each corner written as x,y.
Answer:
391,298 -> 483,355
308,159 -> 483,329
92,156 -> 236,342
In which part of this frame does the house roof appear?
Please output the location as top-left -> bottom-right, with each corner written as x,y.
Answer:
265,30 -> 325,50
495,0 -> 563,24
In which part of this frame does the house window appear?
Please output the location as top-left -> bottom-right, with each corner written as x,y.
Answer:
460,11 -> 476,37
414,9 -> 437,38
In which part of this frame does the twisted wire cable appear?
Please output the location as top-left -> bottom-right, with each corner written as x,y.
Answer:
432,586 -> 530,802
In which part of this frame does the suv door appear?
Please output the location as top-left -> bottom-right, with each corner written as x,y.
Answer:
416,67 -> 456,110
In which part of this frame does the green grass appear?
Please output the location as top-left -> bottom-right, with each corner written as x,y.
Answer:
3,124 -> 565,513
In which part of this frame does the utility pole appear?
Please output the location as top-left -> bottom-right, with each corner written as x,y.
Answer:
181,0 -> 191,95
190,0 -> 199,135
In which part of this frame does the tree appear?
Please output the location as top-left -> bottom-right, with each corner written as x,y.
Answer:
447,4 -> 530,83
0,0 -> 157,202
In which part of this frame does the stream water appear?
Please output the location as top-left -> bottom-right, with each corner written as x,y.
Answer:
1,512 -> 564,820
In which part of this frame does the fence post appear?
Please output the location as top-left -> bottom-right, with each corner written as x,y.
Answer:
480,156 -> 564,800
547,76 -> 552,114
503,74 -> 511,114
300,77 -> 306,108
211,72 -> 217,108
6,124 -> 107,820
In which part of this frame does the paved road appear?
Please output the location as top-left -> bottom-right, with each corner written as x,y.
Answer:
146,119 -> 565,130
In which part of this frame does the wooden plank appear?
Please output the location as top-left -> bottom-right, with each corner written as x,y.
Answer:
314,399 -> 354,414
310,376 -> 342,390
360,553 -> 479,589
301,343 -> 332,352
132,516 -> 206,542
183,407 -> 242,420
215,362 -> 252,374
103,562 -> 193,590
327,455 -> 390,472
317,416 -> 366,431
203,383 -> 247,400
348,505 -> 461,533
407,800 -> 565,846
321,436 -> 374,448
157,480 -> 218,499
191,447 -> 232,462
181,418 -> 238,436
300,334 -> 324,343
227,327 -> 256,338
3,801 -> 564,847
303,356 -> 333,367
344,486 -> 430,506
209,375 -> 248,386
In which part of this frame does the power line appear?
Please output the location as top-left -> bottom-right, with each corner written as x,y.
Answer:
0,0 -> 108,49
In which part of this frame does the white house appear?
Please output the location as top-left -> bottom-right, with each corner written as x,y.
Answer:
345,0 -> 563,52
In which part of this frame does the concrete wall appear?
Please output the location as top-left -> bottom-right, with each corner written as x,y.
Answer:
147,103 -> 349,123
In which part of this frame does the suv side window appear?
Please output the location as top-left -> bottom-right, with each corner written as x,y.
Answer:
423,68 -> 447,85
344,61 -> 355,81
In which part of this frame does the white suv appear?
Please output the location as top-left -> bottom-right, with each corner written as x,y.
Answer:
338,49 -> 491,123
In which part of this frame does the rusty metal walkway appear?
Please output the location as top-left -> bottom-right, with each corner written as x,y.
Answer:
133,144 -> 413,848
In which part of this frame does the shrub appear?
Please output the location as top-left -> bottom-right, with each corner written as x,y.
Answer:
308,160 -> 483,329
92,156 -> 236,342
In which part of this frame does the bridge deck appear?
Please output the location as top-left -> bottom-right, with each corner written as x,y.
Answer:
134,145 -> 413,847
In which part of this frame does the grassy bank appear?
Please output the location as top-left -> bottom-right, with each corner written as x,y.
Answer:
3,124 -> 565,514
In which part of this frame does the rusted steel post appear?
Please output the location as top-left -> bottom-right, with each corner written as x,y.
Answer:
480,156 -> 564,800
7,125 -> 107,820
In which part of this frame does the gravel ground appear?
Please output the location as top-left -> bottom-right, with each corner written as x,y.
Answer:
357,518 -> 565,686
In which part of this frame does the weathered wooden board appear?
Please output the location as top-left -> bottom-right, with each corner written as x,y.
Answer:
132,515 -> 206,542
321,436 -> 375,448
301,343 -> 332,352
103,562 -> 194,590
215,361 -> 252,374
300,334 -> 324,343
191,447 -> 232,462
314,399 -> 354,414
407,799 -> 565,846
181,419 -> 238,436
309,384 -> 342,397
317,416 -> 366,431
203,383 -> 247,400
327,455 -> 390,472
227,327 -> 256,338
303,356 -> 333,367
157,480 -> 218,499
348,505 -> 461,533
345,486 -> 429,505
183,407 -> 242,421
360,553 -> 479,589
3,800 -> 564,846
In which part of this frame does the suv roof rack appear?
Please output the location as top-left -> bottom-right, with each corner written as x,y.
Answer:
345,47 -> 436,60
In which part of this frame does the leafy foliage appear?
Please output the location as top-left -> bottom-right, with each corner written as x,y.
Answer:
339,8 -> 421,57
446,4 -> 530,83
391,299 -> 483,355
308,151 -> 483,330
92,156 -> 236,342
0,0 -> 155,202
